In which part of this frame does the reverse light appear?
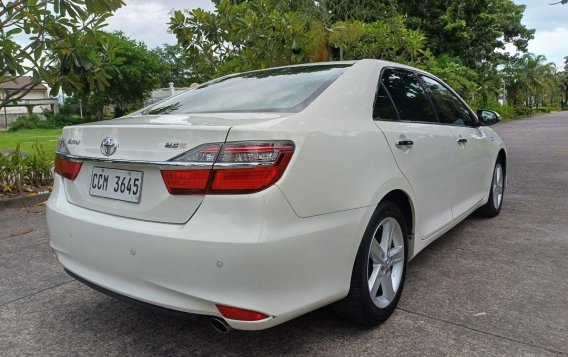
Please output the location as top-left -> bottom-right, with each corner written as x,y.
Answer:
161,141 -> 295,195
216,304 -> 269,321
161,170 -> 210,194
168,143 -> 221,163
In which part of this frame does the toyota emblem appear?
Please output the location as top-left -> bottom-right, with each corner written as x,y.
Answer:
100,137 -> 119,156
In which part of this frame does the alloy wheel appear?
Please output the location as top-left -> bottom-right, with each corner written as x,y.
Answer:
493,163 -> 504,209
367,217 -> 405,309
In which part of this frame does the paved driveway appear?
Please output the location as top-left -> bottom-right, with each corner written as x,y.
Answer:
1,112 -> 567,356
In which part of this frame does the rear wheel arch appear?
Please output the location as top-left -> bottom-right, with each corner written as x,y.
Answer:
381,190 -> 414,238
495,149 -> 507,192
335,196 -> 412,325
380,190 -> 415,259
498,149 -> 507,175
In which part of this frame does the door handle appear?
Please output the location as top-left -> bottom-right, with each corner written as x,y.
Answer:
395,140 -> 414,147
457,138 -> 468,144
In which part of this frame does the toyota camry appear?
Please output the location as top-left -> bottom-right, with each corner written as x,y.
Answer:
47,59 -> 506,331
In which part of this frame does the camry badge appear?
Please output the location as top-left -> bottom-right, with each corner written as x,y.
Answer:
100,137 -> 119,156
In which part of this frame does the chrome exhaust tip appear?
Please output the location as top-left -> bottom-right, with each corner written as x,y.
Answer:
210,317 -> 232,333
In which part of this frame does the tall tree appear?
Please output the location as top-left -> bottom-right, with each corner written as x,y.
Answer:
505,53 -> 558,111
169,0 -> 308,79
397,0 -> 534,68
560,57 -> 568,107
152,44 -> 198,87
0,0 -> 124,109
75,32 -> 169,118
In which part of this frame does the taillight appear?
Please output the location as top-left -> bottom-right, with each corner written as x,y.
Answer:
160,170 -> 210,194
54,155 -> 83,181
216,304 -> 269,321
161,141 -> 294,195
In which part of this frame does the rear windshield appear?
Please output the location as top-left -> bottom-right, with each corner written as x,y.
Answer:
142,64 -> 351,115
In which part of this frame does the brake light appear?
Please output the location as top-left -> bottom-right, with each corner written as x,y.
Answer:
54,155 -> 83,181
216,304 -> 269,321
161,141 -> 294,195
211,142 -> 294,193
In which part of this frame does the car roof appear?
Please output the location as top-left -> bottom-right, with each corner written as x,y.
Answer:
261,59 -> 434,79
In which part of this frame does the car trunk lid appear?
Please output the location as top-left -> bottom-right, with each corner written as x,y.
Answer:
58,114 -> 243,224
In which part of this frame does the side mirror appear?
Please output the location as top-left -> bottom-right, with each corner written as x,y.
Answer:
477,110 -> 502,126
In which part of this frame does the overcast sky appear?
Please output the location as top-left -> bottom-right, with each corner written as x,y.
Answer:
107,0 -> 568,68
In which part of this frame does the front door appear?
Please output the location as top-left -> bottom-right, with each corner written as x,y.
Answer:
419,75 -> 492,218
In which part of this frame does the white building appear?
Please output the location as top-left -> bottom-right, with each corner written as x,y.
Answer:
145,82 -> 192,106
0,76 -> 58,128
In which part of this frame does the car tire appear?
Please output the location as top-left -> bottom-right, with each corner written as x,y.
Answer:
477,159 -> 505,218
333,201 -> 408,326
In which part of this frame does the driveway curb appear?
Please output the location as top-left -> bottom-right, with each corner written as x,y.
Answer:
0,192 -> 50,211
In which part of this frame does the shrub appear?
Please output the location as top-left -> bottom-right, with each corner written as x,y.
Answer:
45,113 -> 93,127
533,107 -> 549,114
0,142 -> 53,195
550,103 -> 561,111
8,115 -> 49,131
470,100 -> 517,121
485,104 -> 517,121
515,106 -> 531,117
8,113 -> 97,131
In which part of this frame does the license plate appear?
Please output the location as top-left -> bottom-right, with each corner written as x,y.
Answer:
89,167 -> 143,203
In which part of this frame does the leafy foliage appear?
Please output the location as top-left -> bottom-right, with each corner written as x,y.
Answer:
152,44 -> 197,87
398,0 -> 535,68
559,57 -> 568,108
0,0 -> 125,109
71,32 -> 170,118
0,142 -> 53,195
504,53 -> 560,113
8,114 -> 94,132
169,0 -> 310,79
334,17 -> 427,63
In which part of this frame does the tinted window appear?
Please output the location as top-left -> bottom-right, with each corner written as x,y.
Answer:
373,83 -> 399,120
420,75 -> 476,127
381,69 -> 437,123
143,65 -> 350,115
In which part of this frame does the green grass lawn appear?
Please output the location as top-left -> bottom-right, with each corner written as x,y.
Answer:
0,129 -> 61,154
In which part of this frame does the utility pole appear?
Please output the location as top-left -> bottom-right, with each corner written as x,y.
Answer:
502,78 -> 507,105
1,90 -> 7,129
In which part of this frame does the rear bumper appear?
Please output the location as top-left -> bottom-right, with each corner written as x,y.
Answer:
47,177 -> 371,330
64,268 -> 202,320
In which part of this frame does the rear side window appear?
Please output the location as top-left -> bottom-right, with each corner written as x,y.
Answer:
381,68 -> 438,123
373,83 -> 399,121
420,75 -> 476,127
142,65 -> 351,115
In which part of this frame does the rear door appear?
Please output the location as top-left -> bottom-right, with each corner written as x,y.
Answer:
374,68 -> 457,239
419,75 -> 493,218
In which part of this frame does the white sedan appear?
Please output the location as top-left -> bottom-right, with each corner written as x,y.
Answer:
47,59 -> 506,332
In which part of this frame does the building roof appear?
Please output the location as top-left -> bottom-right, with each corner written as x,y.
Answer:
0,76 -> 48,91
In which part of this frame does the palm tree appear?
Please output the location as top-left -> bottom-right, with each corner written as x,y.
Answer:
506,54 -> 558,114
